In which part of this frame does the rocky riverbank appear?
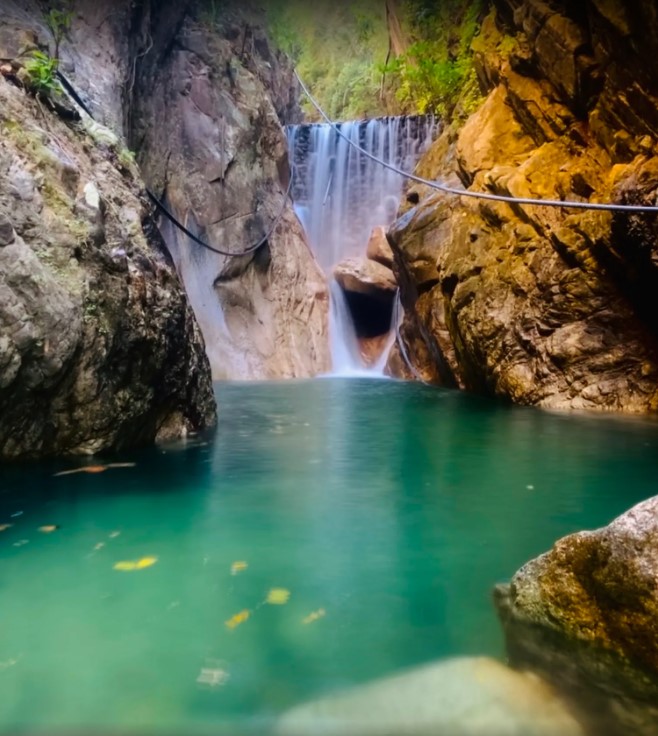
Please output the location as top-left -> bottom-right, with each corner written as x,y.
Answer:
388,0 -> 658,413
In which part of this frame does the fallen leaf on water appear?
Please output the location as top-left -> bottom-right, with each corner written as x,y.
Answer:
0,524 -> 12,532
113,561 -> 137,571
38,525 -> 59,533
135,556 -> 158,569
266,588 -> 291,605
54,463 -> 136,477
225,609 -> 250,630
230,561 -> 248,575
302,608 -> 326,625
113,556 -> 158,572
54,465 -> 107,477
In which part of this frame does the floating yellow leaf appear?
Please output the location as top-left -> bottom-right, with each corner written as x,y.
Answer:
225,609 -> 250,630
113,561 -> 137,571
38,525 -> 59,533
302,608 -> 326,625
230,561 -> 248,575
0,524 -> 12,532
266,588 -> 291,605
113,556 -> 158,572
135,556 -> 158,569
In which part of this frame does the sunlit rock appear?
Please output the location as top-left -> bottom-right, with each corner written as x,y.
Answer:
334,257 -> 397,299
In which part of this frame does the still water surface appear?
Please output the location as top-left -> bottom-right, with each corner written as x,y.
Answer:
1,379 -> 658,733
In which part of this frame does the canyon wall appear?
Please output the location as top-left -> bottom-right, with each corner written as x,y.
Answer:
389,0 -> 658,413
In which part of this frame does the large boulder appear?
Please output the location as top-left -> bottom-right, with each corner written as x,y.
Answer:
496,496 -> 658,735
276,657 -> 584,736
334,257 -> 397,300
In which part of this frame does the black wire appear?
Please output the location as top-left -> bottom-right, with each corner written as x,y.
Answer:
56,69 -> 291,257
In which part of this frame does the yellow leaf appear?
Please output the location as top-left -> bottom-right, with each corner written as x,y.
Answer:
0,524 -> 13,532
39,525 -> 59,533
266,588 -> 291,605
302,608 -> 326,625
113,556 -> 157,572
231,561 -> 248,575
225,609 -> 250,629
135,556 -> 158,569
113,561 -> 137,571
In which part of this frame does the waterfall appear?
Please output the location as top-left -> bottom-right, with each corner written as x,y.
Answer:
288,116 -> 436,375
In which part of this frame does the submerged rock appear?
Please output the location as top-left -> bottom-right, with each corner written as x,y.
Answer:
276,657 -> 584,736
389,0 -> 658,413
0,70 -> 215,459
496,496 -> 658,735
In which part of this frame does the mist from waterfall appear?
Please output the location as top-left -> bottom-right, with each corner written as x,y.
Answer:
288,117 -> 437,375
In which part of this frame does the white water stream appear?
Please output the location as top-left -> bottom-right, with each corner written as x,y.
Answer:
287,117 -> 436,375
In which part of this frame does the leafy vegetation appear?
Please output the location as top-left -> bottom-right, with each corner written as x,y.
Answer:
24,50 -> 61,96
381,0 -> 485,118
266,0 -> 485,121
45,5 -> 73,59
23,4 -> 72,98
267,0 -> 390,120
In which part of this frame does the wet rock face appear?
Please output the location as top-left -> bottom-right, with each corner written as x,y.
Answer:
389,0 -> 658,412
0,73 -> 215,459
496,496 -> 658,735
133,7 -> 330,380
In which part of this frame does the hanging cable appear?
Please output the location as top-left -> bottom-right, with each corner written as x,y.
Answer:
294,70 -> 658,214
56,69 -> 291,258
146,176 -> 293,258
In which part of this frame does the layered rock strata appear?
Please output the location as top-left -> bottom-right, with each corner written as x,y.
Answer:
388,0 -> 658,412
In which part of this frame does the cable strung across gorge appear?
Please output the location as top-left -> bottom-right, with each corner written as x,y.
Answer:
146,176 -> 293,259
294,70 -> 658,214
56,69 -> 290,258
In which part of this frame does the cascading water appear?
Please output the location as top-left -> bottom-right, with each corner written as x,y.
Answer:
288,116 -> 437,375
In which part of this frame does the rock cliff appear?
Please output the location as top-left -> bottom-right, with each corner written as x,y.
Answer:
0,59 -> 215,459
133,5 -> 330,379
389,0 -> 658,413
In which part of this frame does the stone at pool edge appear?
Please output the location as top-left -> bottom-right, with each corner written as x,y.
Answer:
495,494 -> 658,736
275,656 -> 584,736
